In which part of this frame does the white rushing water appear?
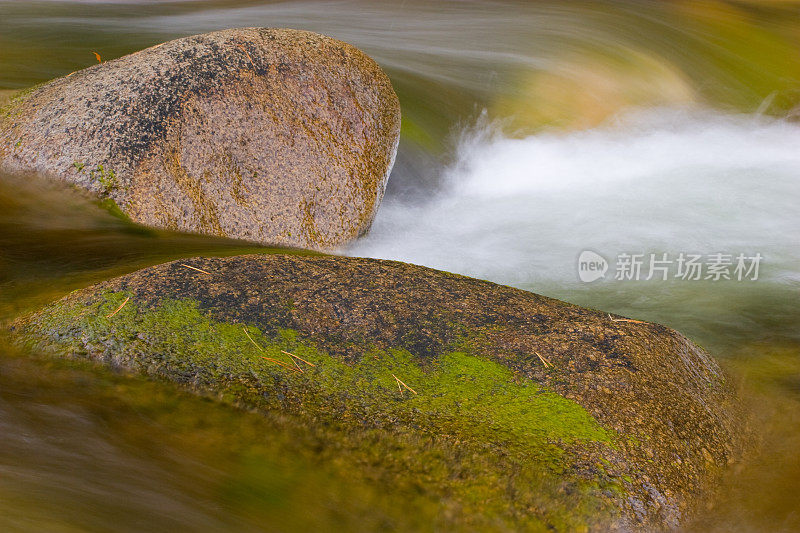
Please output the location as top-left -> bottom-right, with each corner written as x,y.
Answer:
351,108 -> 800,287
348,109 -> 800,346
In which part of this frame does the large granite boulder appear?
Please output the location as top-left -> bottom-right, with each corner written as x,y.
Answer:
10,254 -> 742,530
0,29 -> 401,250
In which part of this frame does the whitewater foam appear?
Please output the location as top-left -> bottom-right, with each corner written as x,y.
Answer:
349,109 -> 800,289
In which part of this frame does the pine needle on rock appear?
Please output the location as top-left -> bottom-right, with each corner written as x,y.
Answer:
282,350 -> 316,367
180,263 -> 212,276
262,356 -> 302,373
106,296 -> 130,318
608,313 -> 646,324
392,373 -> 417,395
535,351 -> 553,368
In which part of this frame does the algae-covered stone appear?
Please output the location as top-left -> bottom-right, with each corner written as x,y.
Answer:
0,29 -> 400,251
11,255 -> 742,530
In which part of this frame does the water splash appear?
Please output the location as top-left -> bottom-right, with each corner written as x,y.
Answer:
350,108 -> 800,347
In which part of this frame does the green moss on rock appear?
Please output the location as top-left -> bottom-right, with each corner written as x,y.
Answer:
11,254 -> 743,530
15,291 -> 625,531
47,293 -> 611,443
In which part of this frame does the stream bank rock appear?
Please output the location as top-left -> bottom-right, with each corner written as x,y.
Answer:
0,29 -> 401,250
11,255 -> 741,531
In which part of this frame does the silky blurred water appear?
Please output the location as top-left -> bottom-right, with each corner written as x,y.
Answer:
1,1 -> 800,531
350,109 -> 800,350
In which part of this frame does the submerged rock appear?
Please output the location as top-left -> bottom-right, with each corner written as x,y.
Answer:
0,29 -> 400,250
11,254 -> 741,530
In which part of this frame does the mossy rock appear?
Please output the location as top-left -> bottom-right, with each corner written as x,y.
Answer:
10,254 -> 742,530
0,29 -> 400,251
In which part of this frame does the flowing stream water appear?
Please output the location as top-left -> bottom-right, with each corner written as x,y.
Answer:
1,1 -> 799,531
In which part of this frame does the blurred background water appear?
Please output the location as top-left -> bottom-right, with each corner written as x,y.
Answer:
1,1 -> 799,531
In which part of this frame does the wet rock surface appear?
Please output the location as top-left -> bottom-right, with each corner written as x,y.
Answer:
0,29 -> 400,250
11,254 -> 742,530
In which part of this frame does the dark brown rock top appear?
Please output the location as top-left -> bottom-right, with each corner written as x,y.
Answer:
0,29 -> 401,250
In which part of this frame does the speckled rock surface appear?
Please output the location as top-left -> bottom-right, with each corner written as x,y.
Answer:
0,29 -> 401,250
11,254 -> 742,531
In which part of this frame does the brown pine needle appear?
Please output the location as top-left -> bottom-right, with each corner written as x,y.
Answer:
247,333 -> 305,373
608,313 -> 646,324
92,51 -> 102,63
391,373 -> 417,395
180,263 -> 212,276
106,296 -> 130,318
238,44 -> 254,65
535,351 -> 552,368
242,326 -> 263,351
262,356 -> 302,373
281,350 -> 316,367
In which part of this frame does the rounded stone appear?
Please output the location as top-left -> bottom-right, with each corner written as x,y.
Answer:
0,29 -> 401,250
11,254 -> 743,530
